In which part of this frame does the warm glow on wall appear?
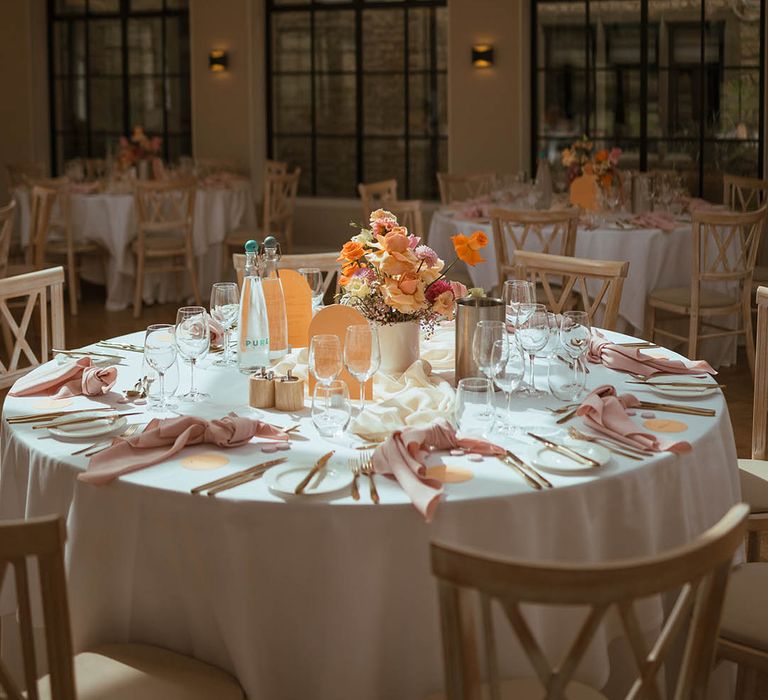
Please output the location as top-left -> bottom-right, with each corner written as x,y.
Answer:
209,50 -> 229,72
471,44 -> 494,68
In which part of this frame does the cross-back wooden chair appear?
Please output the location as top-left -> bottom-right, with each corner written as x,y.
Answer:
0,267 -> 64,390
514,250 -> 629,331
429,503 -> 748,700
233,251 -> 340,300
644,206 -> 767,376
436,172 -> 495,205
387,199 -> 424,240
723,174 -> 768,212
29,182 -> 107,316
491,208 -> 579,293
358,179 -> 398,222
0,514 -> 245,700
132,178 -> 200,318
265,159 -> 288,178
0,200 -> 17,279
5,162 -> 46,189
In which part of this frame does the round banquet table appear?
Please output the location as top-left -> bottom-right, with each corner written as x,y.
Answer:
0,325 -> 741,699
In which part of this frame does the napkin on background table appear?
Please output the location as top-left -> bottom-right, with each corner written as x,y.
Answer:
79,414 -> 288,485
587,337 -> 716,378
629,212 -> 678,232
9,357 -> 117,398
372,420 -> 505,522
576,385 -> 692,454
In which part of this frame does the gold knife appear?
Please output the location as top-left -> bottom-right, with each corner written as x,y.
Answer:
294,450 -> 335,495
527,432 -> 600,468
191,457 -> 287,495
506,449 -> 553,488
497,455 -> 540,490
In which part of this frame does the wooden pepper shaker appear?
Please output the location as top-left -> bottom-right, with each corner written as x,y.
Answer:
274,369 -> 304,412
249,368 -> 275,409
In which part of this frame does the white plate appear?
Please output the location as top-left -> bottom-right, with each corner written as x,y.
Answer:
47,411 -> 128,441
531,439 -> 611,474
643,375 -> 719,399
264,461 -> 352,496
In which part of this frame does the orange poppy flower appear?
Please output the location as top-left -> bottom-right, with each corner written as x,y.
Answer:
451,233 -> 486,267
338,240 -> 366,262
469,230 -> 488,249
595,149 -> 608,162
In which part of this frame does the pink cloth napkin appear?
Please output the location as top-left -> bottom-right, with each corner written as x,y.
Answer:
207,313 -> 225,348
630,212 -> 677,232
576,385 -> 691,453
79,413 -> 288,485
685,197 -> 719,213
587,337 -> 715,379
10,357 -> 117,398
371,419 -> 505,522
67,182 -> 102,195
201,172 -> 247,189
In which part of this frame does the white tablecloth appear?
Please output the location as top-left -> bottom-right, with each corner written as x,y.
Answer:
429,210 -> 738,367
0,326 -> 740,699
13,185 -> 255,310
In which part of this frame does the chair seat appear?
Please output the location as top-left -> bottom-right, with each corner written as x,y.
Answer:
425,677 -> 606,700
647,286 -> 737,310
47,239 -> 102,255
37,643 -> 244,700
131,237 -> 186,256
719,563 -> 768,651
737,459 -> 768,512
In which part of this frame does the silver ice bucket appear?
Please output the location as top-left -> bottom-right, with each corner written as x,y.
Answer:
455,296 -> 505,383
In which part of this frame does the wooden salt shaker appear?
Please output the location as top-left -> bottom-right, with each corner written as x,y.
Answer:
275,369 -> 304,412
249,369 -> 275,409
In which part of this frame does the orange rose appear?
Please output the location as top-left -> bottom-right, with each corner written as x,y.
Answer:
382,272 -> 426,314
380,229 -> 409,254
338,241 -> 366,262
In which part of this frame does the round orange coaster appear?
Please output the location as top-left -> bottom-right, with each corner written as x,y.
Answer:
643,418 -> 689,433
32,398 -> 73,409
180,453 -> 230,471
424,465 -> 474,483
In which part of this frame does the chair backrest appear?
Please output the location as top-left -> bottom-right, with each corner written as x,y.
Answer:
83,158 -> 108,181
491,208 -> 579,290
29,184 -> 71,268
358,179 -> 398,222
133,178 -> 196,239
0,267 -> 65,390
0,515 -> 76,700
514,250 -> 629,330
233,251 -> 340,299
431,503 -> 748,700
388,199 -> 424,240
265,159 -> 288,179
436,172 -> 495,205
0,200 -> 17,278
6,162 -> 46,189
722,174 -> 768,212
752,286 -> 768,459
264,169 -> 301,250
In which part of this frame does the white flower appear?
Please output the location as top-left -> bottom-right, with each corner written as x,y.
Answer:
347,278 -> 371,299
352,228 -> 373,244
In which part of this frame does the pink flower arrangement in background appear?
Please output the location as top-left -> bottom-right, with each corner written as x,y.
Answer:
561,136 -> 622,187
117,125 -> 162,170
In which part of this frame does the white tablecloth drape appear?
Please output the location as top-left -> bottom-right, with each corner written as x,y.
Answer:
13,184 -> 255,310
0,326 -> 740,699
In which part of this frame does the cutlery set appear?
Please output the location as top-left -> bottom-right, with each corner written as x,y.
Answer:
32,412 -> 141,431
567,427 -> 648,460
528,433 -> 601,468
498,450 -> 551,490
191,457 -> 289,496
348,452 -> 379,503
71,423 -> 144,457
294,450 -> 335,494
6,408 -> 115,425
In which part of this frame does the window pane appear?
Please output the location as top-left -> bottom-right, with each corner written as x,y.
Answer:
54,21 -> 86,76
273,136 -> 312,195
362,10 -> 404,72
315,74 -> 356,135
131,0 -> 163,10
273,12 -> 311,72
315,11 -> 355,72
89,19 -> 122,76
364,138 -> 405,185
129,77 -> 163,132
538,2 -> 589,70
316,138 -> 356,197
90,77 -> 124,131
55,0 -> 86,15
129,18 -> 162,75
364,74 -> 404,135
166,133 -> 192,162
166,77 -> 191,132
89,0 -> 119,12
55,78 -> 87,131
407,138 -> 435,200
273,74 -> 312,134
166,16 -> 190,74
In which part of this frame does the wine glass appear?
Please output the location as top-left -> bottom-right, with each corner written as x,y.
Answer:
516,303 -> 549,396
144,324 -> 177,411
343,324 -> 381,412
299,267 -> 325,311
547,354 -> 586,402
559,310 -> 592,398
502,280 -> 535,334
472,320 -> 508,382
312,380 -> 352,438
537,312 -> 561,360
175,306 -> 210,403
309,334 -> 342,386
493,340 -> 526,435
454,377 -> 494,437
210,282 -> 239,366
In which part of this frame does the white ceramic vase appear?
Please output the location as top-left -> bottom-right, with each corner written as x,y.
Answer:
376,321 -> 420,375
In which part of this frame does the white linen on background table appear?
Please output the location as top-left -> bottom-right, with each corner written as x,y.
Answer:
13,184 -> 255,310
0,325 -> 741,699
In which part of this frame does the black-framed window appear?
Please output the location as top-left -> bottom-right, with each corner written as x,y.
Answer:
533,0 -> 764,200
48,0 -> 191,174
266,0 -> 447,200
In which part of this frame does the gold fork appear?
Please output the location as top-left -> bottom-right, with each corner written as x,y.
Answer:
567,427 -> 646,461
79,423 -> 143,458
348,457 -> 360,501
361,452 -> 379,504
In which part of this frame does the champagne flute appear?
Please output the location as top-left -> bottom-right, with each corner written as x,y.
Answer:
516,303 -> 549,396
493,340 -> 526,435
144,324 -> 177,412
210,282 -> 239,366
309,334 -> 342,386
175,306 -> 210,403
472,320 -> 508,382
502,279 -> 535,334
559,310 -> 592,398
343,324 -> 380,412
299,267 -> 325,311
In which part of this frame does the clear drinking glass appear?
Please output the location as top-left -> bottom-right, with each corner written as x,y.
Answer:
299,267 -> 325,311
175,306 -> 210,403
309,334 -> 342,386
502,280 -> 535,333
493,341 -> 526,434
472,320 -> 508,381
144,324 -> 177,411
547,354 -> 587,402
454,377 -> 494,437
311,380 -> 352,438
210,282 -> 239,366
516,303 -> 549,396
559,310 -> 591,399
343,324 -> 381,412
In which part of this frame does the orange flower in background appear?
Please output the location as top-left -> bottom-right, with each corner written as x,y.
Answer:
601,173 -> 613,188
595,149 -> 608,162
470,230 -> 488,248
338,240 -> 366,262
451,230 -> 488,267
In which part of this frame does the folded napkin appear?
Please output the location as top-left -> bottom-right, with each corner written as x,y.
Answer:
372,420 -> 505,521
79,413 -> 288,485
10,357 -> 117,398
587,336 -> 715,379
576,385 -> 691,453
455,201 -> 491,220
684,197 -> 718,213
630,212 -> 677,232
207,313 -> 225,348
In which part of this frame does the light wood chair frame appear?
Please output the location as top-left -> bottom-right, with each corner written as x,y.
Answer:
5,162 -> 46,189
233,251 -> 340,300
432,503 -> 748,700
514,250 -> 630,331
358,179 -> 398,222
132,178 -> 201,318
0,200 -> 17,279
263,168 -> 301,252
643,206 -> 767,375
723,174 -> 768,213
436,172 -> 495,205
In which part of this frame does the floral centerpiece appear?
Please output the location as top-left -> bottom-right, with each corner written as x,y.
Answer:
337,209 -> 488,373
561,136 -> 621,188
117,126 -> 162,174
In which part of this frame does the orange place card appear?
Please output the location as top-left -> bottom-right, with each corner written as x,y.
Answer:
180,453 -> 230,470
279,269 -> 313,351
643,418 -> 689,433
307,304 -> 373,400
569,174 -> 599,211
424,465 -> 474,483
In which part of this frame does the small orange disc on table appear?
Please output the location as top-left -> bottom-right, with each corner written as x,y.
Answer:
32,398 -> 73,409
424,465 -> 474,483
643,419 -> 689,433
180,453 -> 230,471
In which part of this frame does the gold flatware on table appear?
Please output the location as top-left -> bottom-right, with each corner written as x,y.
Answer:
556,408 -> 579,425
567,427 -> 645,461
98,341 -> 144,353
80,423 -> 144,458
294,450 -> 335,495
497,454 -> 541,490
52,348 -> 124,361
355,443 -> 382,450
629,372 -> 707,381
636,401 -> 715,417
190,457 -> 288,495
616,342 -> 660,349
527,433 -> 600,468
32,412 -> 141,430
7,408 -> 115,424
506,449 -> 552,488
360,452 -> 379,504
546,403 -> 580,415
627,380 -> 725,389
348,457 -> 360,501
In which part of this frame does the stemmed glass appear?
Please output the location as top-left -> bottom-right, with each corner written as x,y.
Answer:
144,324 -> 177,412
502,280 -> 535,334
559,310 -> 592,398
299,267 -> 325,312
516,303 -> 550,396
343,324 -> 381,412
309,334 -> 342,386
175,306 -> 210,403
493,340 -> 526,434
210,282 -> 239,366
472,320 -> 508,382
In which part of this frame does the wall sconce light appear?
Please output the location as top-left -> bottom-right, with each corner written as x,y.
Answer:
471,44 -> 494,68
208,50 -> 229,73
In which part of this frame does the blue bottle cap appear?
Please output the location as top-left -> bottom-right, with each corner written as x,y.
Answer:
263,236 -> 277,248
244,239 -> 258,253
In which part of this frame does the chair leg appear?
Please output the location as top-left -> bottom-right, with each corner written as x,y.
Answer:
735,664 -> 758,700
66,252 -> 78,316
643,302 -> 656,342
688,311 -> 699,360
744,299 -> 756,378
133,251 -> 145,319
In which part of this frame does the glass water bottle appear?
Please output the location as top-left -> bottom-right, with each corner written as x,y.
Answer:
237,239 -> 270,373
